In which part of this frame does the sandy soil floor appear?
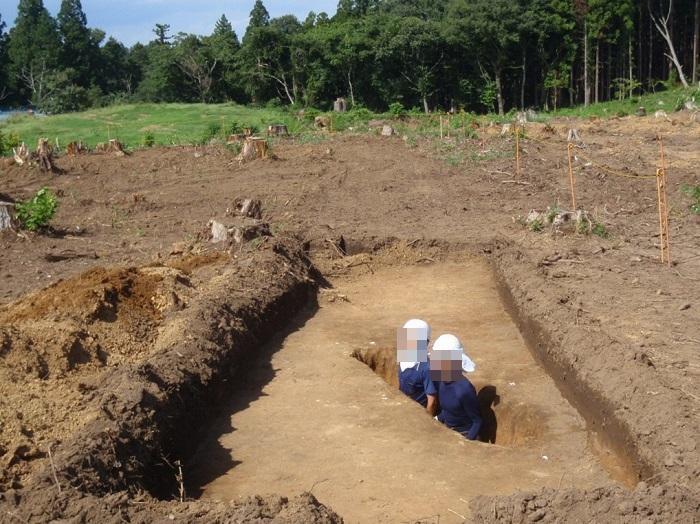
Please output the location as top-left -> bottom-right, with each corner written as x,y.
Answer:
193,261 -> 624,522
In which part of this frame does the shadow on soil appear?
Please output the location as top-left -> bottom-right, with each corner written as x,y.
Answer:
185,301 -> 320,498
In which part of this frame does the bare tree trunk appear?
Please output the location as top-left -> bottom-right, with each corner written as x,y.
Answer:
422,95 -> 429,114
347,70 -> 355,107
521,52 -> 526,110
584,20 -> 590,106
650,0 -> 689,87
629,38 -> 634,97
495,70 -> 504,116
694,0 -> 699,83
595,40 -> 600,103
649,0 -> 654,87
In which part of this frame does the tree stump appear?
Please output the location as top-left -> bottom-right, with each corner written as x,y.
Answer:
380,125 -> 395,136
108,139 -> 126,156
66,141 -> 87,155
230,198 -> 262,219
567,128 -> 582,143
314,116 -> 331,129
12,143 -> 29,165
237,137 -> 269,162
267,124 -> 289,137
227,133 -> 246,144
500,124 -> 512,137
37,138 -> 56,172
333,97 -> 347,112
0,201 -> 16,231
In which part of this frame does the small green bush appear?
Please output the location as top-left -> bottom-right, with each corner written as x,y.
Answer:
592,223 -> 609,238
142,132 -> 155,147
388,102 -> 406,118
681,184 -> 700,214
226,121 -> 244,135
0,130 -> 21,155
16,188 -> 59,231
529,219 -> 544,232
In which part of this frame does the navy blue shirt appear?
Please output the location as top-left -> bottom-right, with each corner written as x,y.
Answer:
398,362 -> 437,407
436,379 -> 482,440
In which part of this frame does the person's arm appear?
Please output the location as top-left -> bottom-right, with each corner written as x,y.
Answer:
462,387 -> 482,440
423,369 -> 439,416
426,394 -> 438,416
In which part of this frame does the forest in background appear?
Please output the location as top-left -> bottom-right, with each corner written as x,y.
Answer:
0,0 -> 698,115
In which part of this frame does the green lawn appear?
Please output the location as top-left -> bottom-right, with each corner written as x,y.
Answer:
0,103 -> 309,150
0,86 -> 695,153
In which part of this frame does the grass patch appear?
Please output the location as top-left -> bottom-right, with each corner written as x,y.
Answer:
0,103 -> 309,151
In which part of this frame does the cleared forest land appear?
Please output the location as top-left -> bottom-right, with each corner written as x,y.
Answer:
1,106 -> 699,522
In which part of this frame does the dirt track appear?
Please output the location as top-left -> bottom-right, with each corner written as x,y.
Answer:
1,114 -> 699,521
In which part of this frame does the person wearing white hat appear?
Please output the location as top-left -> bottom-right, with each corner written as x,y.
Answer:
396,319 -> 438,415
430,334 -> 482,440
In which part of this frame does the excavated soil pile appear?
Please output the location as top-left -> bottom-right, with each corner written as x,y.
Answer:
0,236 -> 341,522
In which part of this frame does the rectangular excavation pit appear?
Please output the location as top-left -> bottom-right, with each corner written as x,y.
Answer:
189,258 -> 637,522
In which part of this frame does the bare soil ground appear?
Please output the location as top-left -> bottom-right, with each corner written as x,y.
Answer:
1,111 -> 699,522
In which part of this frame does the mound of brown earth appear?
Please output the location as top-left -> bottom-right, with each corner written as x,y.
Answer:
0,235 -> 341,522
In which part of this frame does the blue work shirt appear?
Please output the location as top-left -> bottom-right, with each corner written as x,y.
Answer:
436,379 -> 482,440
398,362 -> 437,407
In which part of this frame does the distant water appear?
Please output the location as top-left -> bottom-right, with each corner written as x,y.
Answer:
0,108 -> 45,121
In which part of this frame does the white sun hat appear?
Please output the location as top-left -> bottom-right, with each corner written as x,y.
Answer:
431,333 -> 476,373
399,319 -> 431,372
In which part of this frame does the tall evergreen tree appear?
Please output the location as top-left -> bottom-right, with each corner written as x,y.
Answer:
0,14 -> 8,100
7,0 -> 61,105
153,23 -> 172,45
245,0 -> 270,42
209,15 -> 241,100
57,0 -> 98,87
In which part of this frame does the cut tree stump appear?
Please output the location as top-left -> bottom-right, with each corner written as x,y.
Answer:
333,97 -> 347,112
380,125 -> 395,136
96,139 -> 127,156
12,143 -> 29,165
66,141 -> 87,156
0,201 -> 16,231
314,116 -> 331,129
267,124 -> 289,137
227,133 -> 246,143
567,128 -> 582,143
230,198 -> 262,219
37,138 -> 57,172
237,137 -> 269,162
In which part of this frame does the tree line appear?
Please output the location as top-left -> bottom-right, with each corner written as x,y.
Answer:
0,0 -> 698,115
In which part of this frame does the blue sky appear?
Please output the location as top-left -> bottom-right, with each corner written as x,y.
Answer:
0,1 -> 338,45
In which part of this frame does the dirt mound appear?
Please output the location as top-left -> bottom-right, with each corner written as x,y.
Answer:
0,235 -> 333,522
471,482 -> 700,523
1,490 -> 341,523
0,264 -> 204,492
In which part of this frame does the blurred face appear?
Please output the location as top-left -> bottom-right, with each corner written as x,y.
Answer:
396,326 -> 429,364
429,349 -> 464,382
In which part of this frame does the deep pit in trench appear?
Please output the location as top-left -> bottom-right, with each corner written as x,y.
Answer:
188,257 -> 638,522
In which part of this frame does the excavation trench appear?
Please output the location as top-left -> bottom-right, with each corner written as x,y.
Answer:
188,258 -> 636,522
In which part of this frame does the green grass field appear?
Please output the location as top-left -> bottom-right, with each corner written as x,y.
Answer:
0,87 -> 695,154
0,103 -> 311,151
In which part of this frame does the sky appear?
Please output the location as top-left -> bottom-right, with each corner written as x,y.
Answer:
0,0 -> 338,45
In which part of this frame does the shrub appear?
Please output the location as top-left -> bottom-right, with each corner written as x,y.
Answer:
16,188 -> 59,231
142,132 -> 155,147
592,223 -> 609,238
226,121 -> 244,135
681,184 -> 700,214
0,131 -> 22,155
388,102 -> 405,118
